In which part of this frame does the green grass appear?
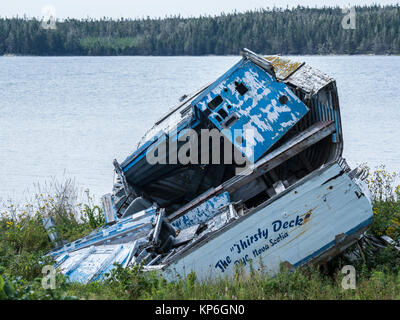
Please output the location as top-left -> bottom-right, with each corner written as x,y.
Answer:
1,166 -> 400,300
3,262 -> 400,300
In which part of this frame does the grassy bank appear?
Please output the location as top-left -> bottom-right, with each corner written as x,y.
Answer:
1,166 -> 400,300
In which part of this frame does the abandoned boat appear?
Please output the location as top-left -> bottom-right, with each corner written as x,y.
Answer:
46,49 -> 373,283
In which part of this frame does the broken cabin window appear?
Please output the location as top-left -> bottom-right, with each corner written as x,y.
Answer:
208,95 -> 223,110
279,95 -> 289,105
217,108 -> 228,120
214,114 -> 223,122
223,113 -> 239,128
235,81 -> 248,95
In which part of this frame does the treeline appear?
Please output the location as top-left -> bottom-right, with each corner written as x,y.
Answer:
1,5 -> 400,56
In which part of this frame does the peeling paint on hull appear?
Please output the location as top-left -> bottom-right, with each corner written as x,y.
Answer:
162,163 -> 372,280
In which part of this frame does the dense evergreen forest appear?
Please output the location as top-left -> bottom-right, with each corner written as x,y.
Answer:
1,5 -> 400,56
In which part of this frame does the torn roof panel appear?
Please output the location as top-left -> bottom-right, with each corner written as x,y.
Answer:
265,55 -> 334,94
285,63 -> 334,94
264,55 -> 304,80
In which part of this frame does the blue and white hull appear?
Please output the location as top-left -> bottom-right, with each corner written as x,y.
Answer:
161,162 -> 372,280
46,49 -> 374,283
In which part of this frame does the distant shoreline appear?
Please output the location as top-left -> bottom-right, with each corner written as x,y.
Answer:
2,54 -> 399,58
1,6 -> 400,56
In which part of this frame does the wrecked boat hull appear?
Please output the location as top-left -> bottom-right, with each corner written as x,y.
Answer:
45,48 -> 374,283
51,160 -> 372,283
160,162 -> 372,280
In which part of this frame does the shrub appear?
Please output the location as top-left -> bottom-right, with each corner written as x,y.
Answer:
366,165 -> 400,243
104,264 -> 159,299
0,179 -> 104,283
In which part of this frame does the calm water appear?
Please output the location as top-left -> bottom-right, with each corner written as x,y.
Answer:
1,55 -> 400,203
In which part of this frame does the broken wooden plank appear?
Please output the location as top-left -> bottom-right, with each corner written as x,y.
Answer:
169,121 -> 335,221
223,120 -> 336,193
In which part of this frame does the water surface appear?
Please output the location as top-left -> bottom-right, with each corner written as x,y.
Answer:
1,55 -> 399,202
